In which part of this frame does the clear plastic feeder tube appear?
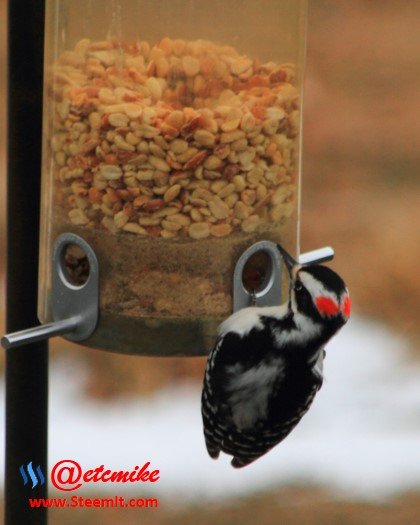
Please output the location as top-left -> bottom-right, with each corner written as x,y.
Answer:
39,0 -> 307,355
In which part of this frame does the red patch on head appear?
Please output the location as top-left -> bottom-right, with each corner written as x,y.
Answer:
315,296 -> 340,317
342,295 -> 351,317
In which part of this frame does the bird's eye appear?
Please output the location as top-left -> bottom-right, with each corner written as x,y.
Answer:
294,281 -> 303,292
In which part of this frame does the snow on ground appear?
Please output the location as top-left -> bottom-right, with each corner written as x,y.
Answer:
1,315 -> 420,501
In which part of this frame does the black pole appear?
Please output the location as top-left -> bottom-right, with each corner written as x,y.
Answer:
5,1 -> 48,524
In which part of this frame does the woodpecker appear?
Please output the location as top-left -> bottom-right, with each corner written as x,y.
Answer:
201,244 -> 351,468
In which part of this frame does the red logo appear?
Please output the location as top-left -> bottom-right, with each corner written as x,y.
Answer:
51,460 -> 160,491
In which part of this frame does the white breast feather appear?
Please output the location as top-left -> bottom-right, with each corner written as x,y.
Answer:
226,359 -> 284,430
313,350 -> 324,380
218,304 -> 289,338
273,312 -> 322,348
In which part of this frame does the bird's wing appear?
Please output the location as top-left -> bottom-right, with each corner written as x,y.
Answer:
201,336 -> 226,458
209,328 -> 277,409
202,320 -> 324,466
230,366 -> 323,468
202,327 -> 281,455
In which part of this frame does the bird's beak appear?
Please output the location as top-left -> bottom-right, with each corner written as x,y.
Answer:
276,244 -> 298,277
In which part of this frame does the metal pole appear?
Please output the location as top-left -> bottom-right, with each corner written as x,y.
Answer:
5,0 -> 48,524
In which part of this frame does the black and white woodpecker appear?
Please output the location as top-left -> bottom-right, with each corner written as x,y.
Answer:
201,244 -> 351,468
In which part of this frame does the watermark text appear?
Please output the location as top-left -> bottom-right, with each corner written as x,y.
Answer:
28,495 -> 159,509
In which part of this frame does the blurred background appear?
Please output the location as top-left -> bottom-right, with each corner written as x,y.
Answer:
1,1 -> 420,524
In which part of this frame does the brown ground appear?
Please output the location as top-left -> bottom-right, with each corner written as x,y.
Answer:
14,489 -> 420,525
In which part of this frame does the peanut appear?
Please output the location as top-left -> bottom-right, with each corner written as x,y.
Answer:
149,156 -> 170,172
162,219 -> 182,232
52,37 -> 298,240
209,196 -> 230,219
217,183 -> 235,199
100,165 -> 122,181
69,208 -> 89,225
145,77 -> 162,101
170,139 -> 188,154
234,201 -> 250,220
114,211 -> 129,229
182,56 -> 200,77
204,155 -> 223,170
210,223 -> 232,237
220,130 -> 246,143
241,215 -> 260,233
194,129 -> 215,148
123,223 -> 148,235
109,113 -> 129,127
188,222 -> 210,239
164,184 -> 181,202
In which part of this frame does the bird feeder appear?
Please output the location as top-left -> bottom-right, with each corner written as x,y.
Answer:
6,0 -> 319,356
